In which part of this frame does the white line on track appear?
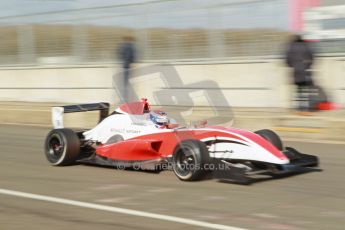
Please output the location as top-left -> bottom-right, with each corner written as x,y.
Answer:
0,188 -> 247,230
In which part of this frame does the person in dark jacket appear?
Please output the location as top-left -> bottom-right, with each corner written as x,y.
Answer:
286,34 -> 314,114
118,36 -> 136,102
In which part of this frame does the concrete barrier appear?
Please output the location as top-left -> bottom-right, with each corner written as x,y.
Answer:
0,57 -> 343,108
0,57 -> 344,141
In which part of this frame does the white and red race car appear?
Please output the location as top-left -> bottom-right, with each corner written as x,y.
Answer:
44,99 -> 319,184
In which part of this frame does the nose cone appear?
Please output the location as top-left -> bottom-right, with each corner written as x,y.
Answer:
208,126 -> 289,164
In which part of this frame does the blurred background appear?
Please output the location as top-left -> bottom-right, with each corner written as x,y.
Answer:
0,0 -> 344,65
0,0 -> 344,131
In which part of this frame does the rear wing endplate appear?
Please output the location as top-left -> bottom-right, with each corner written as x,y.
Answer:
52,102 -> 110,128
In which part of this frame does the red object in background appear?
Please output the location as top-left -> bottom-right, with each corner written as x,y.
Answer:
289,0 -> 320,32
317,102 -> 342,110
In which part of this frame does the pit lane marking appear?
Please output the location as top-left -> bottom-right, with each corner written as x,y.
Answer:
0,188 -> 247,230
274,126 -> 321,133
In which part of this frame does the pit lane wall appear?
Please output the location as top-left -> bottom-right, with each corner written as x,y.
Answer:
0,57 -> 344,108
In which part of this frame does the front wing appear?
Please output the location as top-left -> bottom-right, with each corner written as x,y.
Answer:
212,147 -> 319,184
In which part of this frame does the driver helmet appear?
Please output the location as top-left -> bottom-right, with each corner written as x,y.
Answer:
149,110 -> 169,128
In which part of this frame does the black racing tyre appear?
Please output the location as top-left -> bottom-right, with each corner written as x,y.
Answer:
254,129 -> 283,151
172,140 -> 209,181
45,128 -> 80,166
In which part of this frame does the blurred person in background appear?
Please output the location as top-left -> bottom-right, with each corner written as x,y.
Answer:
117,36 -> 136,102
286,34 -> 315,116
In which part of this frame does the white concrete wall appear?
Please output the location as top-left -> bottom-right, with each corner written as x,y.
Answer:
0,57 -> 343,107
0,66 -> 115,104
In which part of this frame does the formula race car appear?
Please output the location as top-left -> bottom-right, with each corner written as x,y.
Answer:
44,99 -> 319,184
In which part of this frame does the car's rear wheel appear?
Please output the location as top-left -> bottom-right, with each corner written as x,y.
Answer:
172,140 -> 209,181
45,128 -> 80,166
254,129 -> 283,151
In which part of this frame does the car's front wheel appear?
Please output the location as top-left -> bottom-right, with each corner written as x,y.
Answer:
254,129 -> 283,151
172,140 -> 209,181
45,128 -> 80,166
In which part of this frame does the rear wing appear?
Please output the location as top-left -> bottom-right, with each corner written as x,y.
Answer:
52,102 -> 110,128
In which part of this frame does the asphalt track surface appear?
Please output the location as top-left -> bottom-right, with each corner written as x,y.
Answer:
1,124 -> 345,230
